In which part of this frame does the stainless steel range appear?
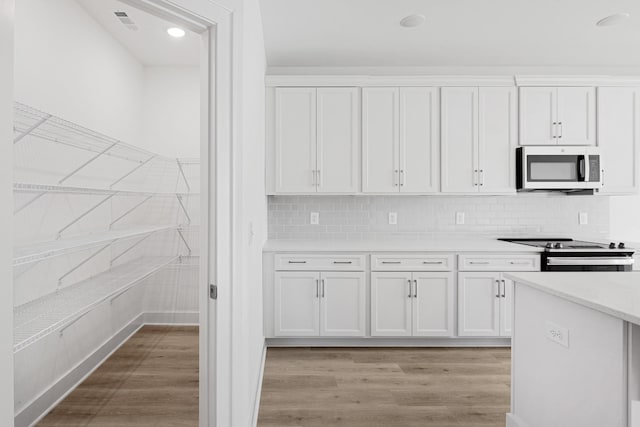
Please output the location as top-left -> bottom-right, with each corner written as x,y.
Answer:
499,238 -> 635,271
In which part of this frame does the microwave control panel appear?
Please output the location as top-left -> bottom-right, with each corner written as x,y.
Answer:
588,156 -> 600,182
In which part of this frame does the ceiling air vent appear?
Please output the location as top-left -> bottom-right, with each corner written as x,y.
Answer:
114,11 -> 139,31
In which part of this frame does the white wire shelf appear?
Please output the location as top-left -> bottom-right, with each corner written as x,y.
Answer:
13,182 -> 198,197
13,225 -> 177,266
13,256 -> 178,352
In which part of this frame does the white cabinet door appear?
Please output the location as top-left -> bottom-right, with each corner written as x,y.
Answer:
274,88 -> 317,193
441,87 -> 479,193
478,87 -> 517,193
371,272 -> 412,336
317,88 -> 360,193
500,278 -> 514,337
519,87 -> 557,146
319,272 -> 366,337
457,272 -> 500,337
412,272 -> 454,337
598,87 -> 639,194
399,87 -> 439,193
557,87 -> 596,146
274,272 -> 320,337
362,88 -> 400,193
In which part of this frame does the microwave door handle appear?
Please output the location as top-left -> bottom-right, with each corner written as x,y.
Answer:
578,156 -> 586,181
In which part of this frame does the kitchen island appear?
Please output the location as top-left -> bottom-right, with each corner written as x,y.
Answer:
505,272 -> 640,427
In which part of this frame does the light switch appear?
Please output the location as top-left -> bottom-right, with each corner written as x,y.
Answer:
310,212 -> 319,225
579,212 -> 588,225
456,212 -> 465,225
388,212 -> 398,225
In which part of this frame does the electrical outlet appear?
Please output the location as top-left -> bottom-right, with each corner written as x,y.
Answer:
545,321 -> 569,348
579,212 -> 588,225
310,212 -> 319,225
388,212 -> 398,225
456,212 -> 465,225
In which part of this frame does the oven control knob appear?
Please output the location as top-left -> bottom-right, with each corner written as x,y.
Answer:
545,243 -> 553,249
610,242 -> 617,249
619,242 -> 626,249
554,242 -> 563,249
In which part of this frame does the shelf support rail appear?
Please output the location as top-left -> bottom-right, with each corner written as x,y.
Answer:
109,195 -> 154,228
57,193 -> 118,239
13,114 -> 52,144
176,159 -> 191,193
110,233 -> 154,266
58,241 -> 115,285
110,155 -> 156,189
58,141 -> 119,184
14,191 -> 46,214
59,309 -> 93,337
176,194 -> 192,225
177,228 -> 192,256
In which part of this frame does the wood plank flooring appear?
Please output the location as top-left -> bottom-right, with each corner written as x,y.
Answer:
38,326 -> 198,427
257,347 -> 511,427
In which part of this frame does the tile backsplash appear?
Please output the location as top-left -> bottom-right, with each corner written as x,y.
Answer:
268,195 -> 610,240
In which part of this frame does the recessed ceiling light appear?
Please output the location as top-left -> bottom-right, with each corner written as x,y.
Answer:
400,14 -> 426,28
596,12 -> 630,27
167,27 -> 186,38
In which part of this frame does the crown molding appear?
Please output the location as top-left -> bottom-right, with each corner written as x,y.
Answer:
265,75 -> 516,87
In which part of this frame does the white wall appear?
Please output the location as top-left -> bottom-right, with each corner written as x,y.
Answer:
142,66 -> 200,158
0,1 -> 15,425
610,195 -> 640,242
14,0 -> 144,144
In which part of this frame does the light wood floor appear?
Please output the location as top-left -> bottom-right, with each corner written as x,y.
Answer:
38,325 -> 198,427
257,347 -> 511,427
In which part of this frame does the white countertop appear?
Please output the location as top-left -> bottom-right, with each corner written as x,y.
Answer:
506,272 -> 640,325
263,238 -> 543,253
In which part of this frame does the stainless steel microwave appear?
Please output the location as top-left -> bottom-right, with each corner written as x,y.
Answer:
516,146 -> 602,192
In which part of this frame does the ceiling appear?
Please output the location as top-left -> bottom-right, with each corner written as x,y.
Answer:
76,0 -> 200,66
260,0 -> 640,68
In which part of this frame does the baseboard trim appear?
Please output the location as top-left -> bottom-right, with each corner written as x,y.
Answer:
506,413 -> 528,427
16,314 -> 145,427
16,311 -> 199,427
252,342 -> 267,427
266,337 -> 511,347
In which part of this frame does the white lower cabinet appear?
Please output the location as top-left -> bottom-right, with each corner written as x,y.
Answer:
274,271 -> 366,337
457,272 -> 512,337
371,271 -> 454,337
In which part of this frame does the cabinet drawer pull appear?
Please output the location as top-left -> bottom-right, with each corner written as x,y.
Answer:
288,261 -> 307,264
469,261 -> 490,265
509,261 -> 530,265
423,261 -> 443,265
333,261 -> 353,264
382,261 -> 402,264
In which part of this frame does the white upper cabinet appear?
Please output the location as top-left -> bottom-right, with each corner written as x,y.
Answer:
363,87 -> 439,193
598,87 -> 640,194
520,87 -> 596,146
273,87 -> 360,194
317,88 -> 360,193
362,88 -> 400,193
441,87 -> 516,194
274,88 -> 317,193
441,87 -> 478,193
478,87 -> 517,193
399,87 -> 440,193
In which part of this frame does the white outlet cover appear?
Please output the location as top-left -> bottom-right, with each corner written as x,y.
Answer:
456,212 -> 465,225
545,321 -> 569,348
388,212 -> 398,225
310,212 -> 319,225
579,212 -> 588,225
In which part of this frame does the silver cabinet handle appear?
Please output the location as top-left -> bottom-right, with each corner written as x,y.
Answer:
321,279 -> 325,298
317,169 -> 321,187
288,260 -> 307,264
479,169 -> 484,187
602,169 -> 605,187
423,261 -> 443,265
413,279 -> 418,298
408,279 -> 412,298
311,169 -> 316,185
495,279 -> 501,298
474,169 -> 478,186
558,121 -> 563,139
470,261 -> 490,265
394,170 -> 399,187
382,261 -> 402,264
501,279 -> 506,298
400,170 -> 405,187
333,261 -> 353,264
552,122 -> 557,139
509,261 -> 530,265
316,279 -> 319,298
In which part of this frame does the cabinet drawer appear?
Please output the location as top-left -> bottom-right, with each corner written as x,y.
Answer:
275,254 -> 366,271
371,254 -> 454,271
458,254 -> 540,271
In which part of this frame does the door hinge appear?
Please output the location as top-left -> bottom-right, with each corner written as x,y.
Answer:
209,284 -> 218,300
